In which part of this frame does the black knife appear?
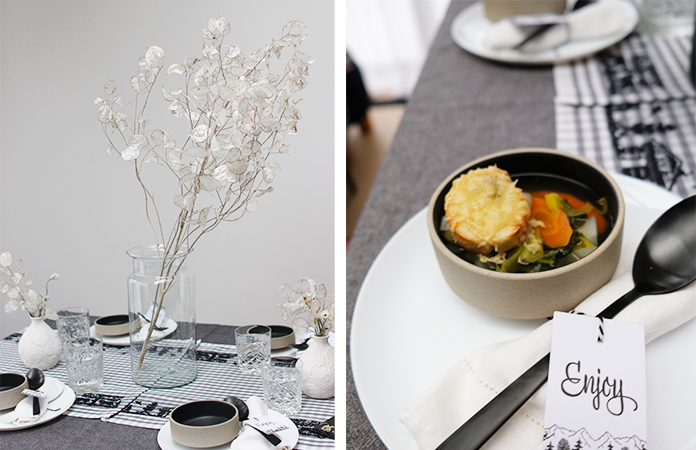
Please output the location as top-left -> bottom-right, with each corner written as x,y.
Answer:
513,0 -> 594,50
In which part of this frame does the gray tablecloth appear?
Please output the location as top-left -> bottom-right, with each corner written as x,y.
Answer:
346,1 -> 557,448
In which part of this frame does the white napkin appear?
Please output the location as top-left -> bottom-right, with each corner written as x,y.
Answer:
0,395 -> 48,426
400,243 -> 696,450
0,377 -> 64,426
483,0 -> 629,53
230,396 -> 291,450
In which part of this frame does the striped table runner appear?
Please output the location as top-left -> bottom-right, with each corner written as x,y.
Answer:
554,33 -> 696,198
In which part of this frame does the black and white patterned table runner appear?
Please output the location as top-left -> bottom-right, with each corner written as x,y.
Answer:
554,33 -> 696,198
1,334 -> 334,450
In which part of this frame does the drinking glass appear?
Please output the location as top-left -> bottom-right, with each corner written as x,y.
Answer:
64,336 -> 103,393
235,325 -> 271,375
56,306 -> 90,345
639,0 -> 695,38
262,357 -> 303,416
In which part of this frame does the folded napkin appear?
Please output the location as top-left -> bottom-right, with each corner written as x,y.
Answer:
400,243 -> 696,450
483,0 -> 628,53
230,396 -> 291,450
0,377 -> 64,426
0,395 -> 48,426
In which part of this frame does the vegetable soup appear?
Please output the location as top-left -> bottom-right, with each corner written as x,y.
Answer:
440,174 -> 614,273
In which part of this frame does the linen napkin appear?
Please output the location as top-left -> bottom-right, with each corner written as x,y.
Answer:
230,396 -> 292,450
483,0 -> 629,53
400,243 -> 696,450
0,377 -> 64,426
0,395 -> 48,426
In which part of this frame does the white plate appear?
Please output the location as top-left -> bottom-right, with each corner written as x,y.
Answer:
157,410 -> 299,450
450,0 -> 639,65
0,381 -> 75,431
351,174 -> 695,449
90,318 -> 178,346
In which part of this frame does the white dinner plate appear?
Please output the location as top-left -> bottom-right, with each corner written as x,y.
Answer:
0,379 -> 75,431
450,0 -> 639,65
351,174 -> 695,449
90,318 -> 178,346
157,410 -> 299,450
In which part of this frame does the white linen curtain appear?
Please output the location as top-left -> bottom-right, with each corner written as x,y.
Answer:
347,0 -> 451,100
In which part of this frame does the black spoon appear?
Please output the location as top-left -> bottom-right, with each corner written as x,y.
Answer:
223,395 -> 282,446
437,195 -> 696,450
26,368 -> 44,416
223,395 -> 249,421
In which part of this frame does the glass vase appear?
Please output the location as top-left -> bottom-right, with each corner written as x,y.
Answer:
127,245 -> 196,388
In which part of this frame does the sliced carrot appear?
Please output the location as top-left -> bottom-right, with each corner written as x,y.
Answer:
532,191 -> 608,236
531,196 -> 573,248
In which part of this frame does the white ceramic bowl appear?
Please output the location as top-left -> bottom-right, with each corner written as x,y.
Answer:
427,148 -> 625,319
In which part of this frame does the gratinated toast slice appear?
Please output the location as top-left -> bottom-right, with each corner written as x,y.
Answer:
444,166 -> 530,255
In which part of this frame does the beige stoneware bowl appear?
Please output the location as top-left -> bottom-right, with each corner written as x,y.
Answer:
0,373 -> 28,410
427,148 -> 625,319
481,0 -> 566,22
94,314 -> 140,336
170,400 -> 240,448
270,325 -> 296,350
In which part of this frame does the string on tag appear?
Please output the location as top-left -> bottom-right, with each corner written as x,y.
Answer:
569,310 -> 604,344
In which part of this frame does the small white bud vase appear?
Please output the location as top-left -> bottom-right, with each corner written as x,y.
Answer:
17,316 -> 62,370
299,335 -> 335,399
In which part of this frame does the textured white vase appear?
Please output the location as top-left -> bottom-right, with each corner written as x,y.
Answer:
299,335 -> 335,399
17,316 -> 62,370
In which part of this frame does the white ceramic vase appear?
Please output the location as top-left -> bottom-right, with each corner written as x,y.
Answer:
17,316 -> 62,370
299,335 -> 335,399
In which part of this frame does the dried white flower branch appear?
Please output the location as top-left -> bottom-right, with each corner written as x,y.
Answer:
279,277 -> 334,337
1,251 -> 59,320
96,18 -> 311,368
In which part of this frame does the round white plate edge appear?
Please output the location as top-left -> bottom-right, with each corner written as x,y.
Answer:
450,0 -> 639,65
0,382 -> 76,431
351,174 -> 688,448
90,318 -> 178,346
157,410 -> 299,450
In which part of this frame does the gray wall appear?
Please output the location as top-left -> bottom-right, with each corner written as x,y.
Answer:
0,1 -> 335,336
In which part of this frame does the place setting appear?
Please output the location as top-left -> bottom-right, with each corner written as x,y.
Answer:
89,312 -> 178,347
0,369 -> 76,431
450,0 -> 640,64
351,148 -> 696,449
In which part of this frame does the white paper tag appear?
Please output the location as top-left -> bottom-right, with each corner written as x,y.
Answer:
21,389 -> 47,399
543,312 -> 647,449
246,416 -> 289,435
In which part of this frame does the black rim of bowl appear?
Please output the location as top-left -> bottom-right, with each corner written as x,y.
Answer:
95,314 -> 130,326
0,373 -> 26,392
270,325 -> 294,339
171,400 -> 238,427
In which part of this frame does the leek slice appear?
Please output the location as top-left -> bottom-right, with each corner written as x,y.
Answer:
576,215 -> 598,245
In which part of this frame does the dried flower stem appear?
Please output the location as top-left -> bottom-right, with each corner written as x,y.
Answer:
97,18 -> 311,369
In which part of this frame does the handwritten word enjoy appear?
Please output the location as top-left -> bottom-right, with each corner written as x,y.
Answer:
560,361 -> 638,416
